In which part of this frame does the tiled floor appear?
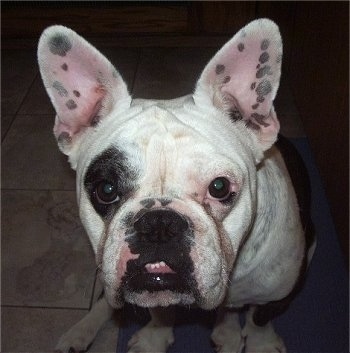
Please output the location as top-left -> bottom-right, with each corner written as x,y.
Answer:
1,43 -> 305,352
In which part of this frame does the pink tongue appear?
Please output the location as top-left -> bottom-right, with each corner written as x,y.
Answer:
145,262 -> 176,274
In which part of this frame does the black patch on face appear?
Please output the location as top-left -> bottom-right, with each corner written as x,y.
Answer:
49,33 -> 72,57
84,147 -> 138,218
66,99 -> 77,110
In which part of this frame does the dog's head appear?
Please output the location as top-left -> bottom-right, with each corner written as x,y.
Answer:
38,19 -> 282,309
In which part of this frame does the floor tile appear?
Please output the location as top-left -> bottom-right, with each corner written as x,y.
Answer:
1,114 -> 76,190
132,47 -> 218,99
2,190 -> 95,308
1,306 -> 119,352
1,49 -> 38,115
1,306 -> 88,352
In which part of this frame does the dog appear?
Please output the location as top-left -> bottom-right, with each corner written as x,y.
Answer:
38,18 -> 315,353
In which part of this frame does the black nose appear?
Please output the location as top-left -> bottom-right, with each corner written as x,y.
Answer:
134,209 -> 189,243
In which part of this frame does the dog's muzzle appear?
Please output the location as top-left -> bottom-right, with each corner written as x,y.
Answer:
122,209 -> 196,293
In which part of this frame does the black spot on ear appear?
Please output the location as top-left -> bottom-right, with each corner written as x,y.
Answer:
259,52 -> 270,64
223,76 -> 231,84
229,109 -> 243,121
256,65 -> 272,79
215,64 -> 225,75
257,96 -> 265,103
238,43 -> 245,52
57,131 -> 72,144
252,103 -> 259,110
73,90 -> 81,98
90,115 -> 100,127
256,80 -> 272,96
66,99 -> 77,110
250,82 -> 256,90
53,81 -> 68,97
49,33 -> 72,57
261,39 -> 270,51
61,63 -> 68,71
251,113 -> 270,127
246,120 -> 260,130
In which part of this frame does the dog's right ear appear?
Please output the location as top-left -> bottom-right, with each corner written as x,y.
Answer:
38,25 -> 131,157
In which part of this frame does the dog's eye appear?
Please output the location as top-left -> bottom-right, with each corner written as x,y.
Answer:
208,177 -> 232,200
95,181 -> 120,204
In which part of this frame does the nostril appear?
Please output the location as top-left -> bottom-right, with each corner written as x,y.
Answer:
133,209 -> 189,243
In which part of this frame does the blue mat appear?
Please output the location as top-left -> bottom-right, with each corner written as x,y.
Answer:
116,138 -> 349,353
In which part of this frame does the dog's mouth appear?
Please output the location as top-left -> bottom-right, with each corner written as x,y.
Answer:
122,259 -> 193,293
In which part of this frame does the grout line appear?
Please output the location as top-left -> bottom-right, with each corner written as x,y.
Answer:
2,72 -> 40,142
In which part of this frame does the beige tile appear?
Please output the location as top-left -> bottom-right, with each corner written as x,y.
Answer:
1,114 -> 76,190
2,190 -> 95,308
1,49 -> 38,115
132,47 -> 217,99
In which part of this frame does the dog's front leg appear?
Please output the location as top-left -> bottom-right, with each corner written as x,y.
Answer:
127,306 -> 175,353
211,307 -> 245,353
55,295 -> 114,353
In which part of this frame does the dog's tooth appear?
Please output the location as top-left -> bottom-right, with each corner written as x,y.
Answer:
160,261 -> 166,267
155,263 -> 160,268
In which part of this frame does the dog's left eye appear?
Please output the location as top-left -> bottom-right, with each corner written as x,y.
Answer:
208,177 -> 233,201
94,181 -> 120,204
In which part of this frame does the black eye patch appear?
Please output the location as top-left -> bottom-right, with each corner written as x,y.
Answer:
84,147 -> 138,218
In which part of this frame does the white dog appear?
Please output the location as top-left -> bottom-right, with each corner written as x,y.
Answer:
38,18 -> 315,353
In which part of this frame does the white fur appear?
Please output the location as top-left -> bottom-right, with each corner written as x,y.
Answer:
39,19 -> 307,353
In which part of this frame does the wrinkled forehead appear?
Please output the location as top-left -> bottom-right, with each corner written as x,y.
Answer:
76,104 -> 250,185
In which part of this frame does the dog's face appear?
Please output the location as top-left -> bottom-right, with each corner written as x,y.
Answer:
38,19 -> 282,309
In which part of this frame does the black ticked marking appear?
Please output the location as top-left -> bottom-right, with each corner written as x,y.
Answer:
250,82 -> 256,90
259,52 -> 270,64
140,198 -> 155,209
84,147 -> 138,218
61,63 -> 68,71
257,95 -> 265,103
73,90 -> 81,98
238,43 -> 245,52
49,34 -> 72,57
261,39 -> 270,51
256,65 -> 272,79
252,103 -> 259,110
256,80 -> 272,96
53,81 -> 68,97
158,198 -> 172,206
215,64 -> 225,75
223,76 -> 231,84
66,99 -> 77,110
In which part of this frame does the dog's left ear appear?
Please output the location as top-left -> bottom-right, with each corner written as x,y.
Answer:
194,19 -> 283,151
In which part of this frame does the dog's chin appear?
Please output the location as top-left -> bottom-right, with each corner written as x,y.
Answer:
123,289 -> 196,307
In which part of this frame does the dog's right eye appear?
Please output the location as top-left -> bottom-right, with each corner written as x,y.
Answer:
94,181 -> 120,204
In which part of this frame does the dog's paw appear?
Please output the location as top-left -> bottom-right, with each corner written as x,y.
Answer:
242,323 -> 287,353
54,322 -> 95,353
127,325 -> 174,353
211,323 -> 245,353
